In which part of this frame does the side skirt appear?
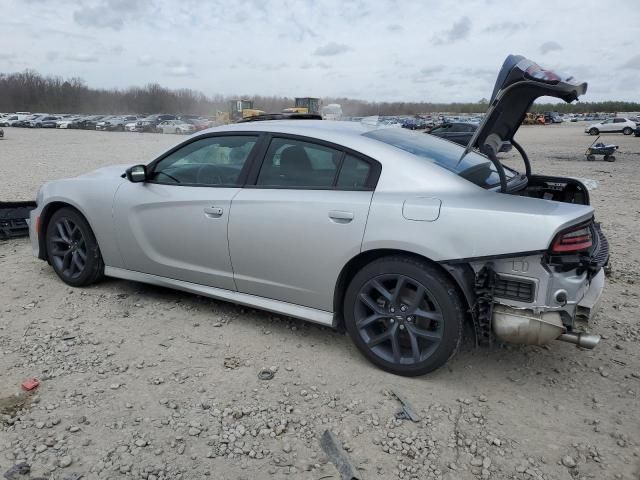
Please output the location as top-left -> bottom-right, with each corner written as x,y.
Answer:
104,266 -> 336,327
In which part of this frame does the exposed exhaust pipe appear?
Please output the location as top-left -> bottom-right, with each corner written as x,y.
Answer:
557,332 -> 600,349
492,305 -> 600,350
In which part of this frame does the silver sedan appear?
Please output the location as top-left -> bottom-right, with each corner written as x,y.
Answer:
29,56 -> 608,375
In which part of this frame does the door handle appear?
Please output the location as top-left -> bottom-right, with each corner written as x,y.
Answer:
203,206 -> 223,218
328,210 -> 354,223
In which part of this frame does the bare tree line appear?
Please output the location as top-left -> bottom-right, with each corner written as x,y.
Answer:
1,70 -> 639,117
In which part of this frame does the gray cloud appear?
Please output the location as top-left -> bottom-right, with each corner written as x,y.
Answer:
67,53 -> 99,63
620,54 -> 640,70
413,65 -> 446,83
314,42 -> 351,56
166,61 -> 193,77
539,41 -> 563,54
432,16 -> 471,45
483,21 -> 527,34
137,55 -> 156,67
73,0 -> 148,30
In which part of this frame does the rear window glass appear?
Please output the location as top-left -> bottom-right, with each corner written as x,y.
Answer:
363,128 -> 513,188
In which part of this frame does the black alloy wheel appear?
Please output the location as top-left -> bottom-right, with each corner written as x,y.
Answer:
344,256 -> 465,376
46,208 -> 104,287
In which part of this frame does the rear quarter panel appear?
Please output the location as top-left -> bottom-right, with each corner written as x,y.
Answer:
363,189 -> 594,261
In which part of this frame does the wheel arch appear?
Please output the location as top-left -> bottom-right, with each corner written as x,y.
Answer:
38,201 -> 94,260
333,248 -> 475,331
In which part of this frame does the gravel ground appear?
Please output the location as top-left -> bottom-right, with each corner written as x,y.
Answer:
0,124 -> 639,480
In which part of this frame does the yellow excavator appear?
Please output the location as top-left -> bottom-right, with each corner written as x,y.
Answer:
226,99 -> 265,123
283,97 -> 320,115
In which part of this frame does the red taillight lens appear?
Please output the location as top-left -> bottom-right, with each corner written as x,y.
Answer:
551,222 -> 593,253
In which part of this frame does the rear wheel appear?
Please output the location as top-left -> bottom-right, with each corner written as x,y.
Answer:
604,155 -> 616,162
623,127 -> 632,135
343,256 -> 465,376
589,128 -> 599,135
45,208 -> 104,287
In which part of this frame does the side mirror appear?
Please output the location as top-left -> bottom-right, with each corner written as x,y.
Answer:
126,164 -> 147,183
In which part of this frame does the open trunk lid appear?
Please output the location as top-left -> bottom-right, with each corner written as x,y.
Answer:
467,55 -> 587,153
461,55 -> 587,192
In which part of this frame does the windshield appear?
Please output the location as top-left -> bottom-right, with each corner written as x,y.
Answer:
363,128 -> 515,188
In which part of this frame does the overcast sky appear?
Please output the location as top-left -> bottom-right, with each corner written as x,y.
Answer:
2,0 -> 639,102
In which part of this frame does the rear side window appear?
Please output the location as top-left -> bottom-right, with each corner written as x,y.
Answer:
257,138 -> 342,188
336,155 -> 371,188
613,118 -> 625,123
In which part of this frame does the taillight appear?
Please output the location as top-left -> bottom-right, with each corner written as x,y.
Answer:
550,222 -> 593,253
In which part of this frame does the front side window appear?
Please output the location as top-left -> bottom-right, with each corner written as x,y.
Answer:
257,138 -> 342,188
151,135 -> 257,186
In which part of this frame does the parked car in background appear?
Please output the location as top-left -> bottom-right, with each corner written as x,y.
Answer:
96,116 -> 139,131
428,122 -> 478,146
39,116 -> 61,128
56,117 -> 82,129
635,125 -> 640,137
158,120 -> 196,134
401,118 -> 428,130
0,115 -> 18,127
76,115 -> 105,130
133,114 -> 178,132
182,117 -> 211,131
585,117 -> 636,135
428,122 -> 512,152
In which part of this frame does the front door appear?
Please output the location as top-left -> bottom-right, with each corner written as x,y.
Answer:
228,136 -> 378,311
113,134 -> 259,290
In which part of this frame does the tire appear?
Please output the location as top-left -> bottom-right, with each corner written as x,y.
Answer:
586,154 -> 596,161
589,128 -> 599,135
623,127 -> 632,135
605,155 -> 616,162
45,207 -> 104,287
343,256 -> 465,376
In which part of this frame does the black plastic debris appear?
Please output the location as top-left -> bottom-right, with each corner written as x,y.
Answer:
0,201 -> 36,240
391,389 -> 421,422
3,462 -> 30,480
320,430 -> 360,480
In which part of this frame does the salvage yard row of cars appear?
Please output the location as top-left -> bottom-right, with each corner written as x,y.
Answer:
0,112 -> 210,134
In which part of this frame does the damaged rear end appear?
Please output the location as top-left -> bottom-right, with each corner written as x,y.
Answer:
471,218 -> 608,349
458,55 -> 608,349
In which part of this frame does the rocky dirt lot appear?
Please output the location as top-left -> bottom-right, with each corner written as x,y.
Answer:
0,124 -> 638,480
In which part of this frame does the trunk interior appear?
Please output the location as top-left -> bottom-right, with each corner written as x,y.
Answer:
514,175 -> 590,205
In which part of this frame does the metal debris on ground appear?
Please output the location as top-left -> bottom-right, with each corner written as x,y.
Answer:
257,368 -> 275,380
3,462 -> 30,480
319,430 -> 361,480
62,473 -> 84,480
391,389 -> 421,422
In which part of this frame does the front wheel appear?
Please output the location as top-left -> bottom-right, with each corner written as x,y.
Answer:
343,256 -> 465,376
623,127 -> 632,135
589,128 -> 599,135
45,208 -> 104,287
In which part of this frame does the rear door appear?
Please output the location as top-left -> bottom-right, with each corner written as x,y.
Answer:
228,135 -> 379,311
113,134 -> 260,290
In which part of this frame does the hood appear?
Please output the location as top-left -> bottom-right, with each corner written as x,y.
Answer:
467,55 -> 587,153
